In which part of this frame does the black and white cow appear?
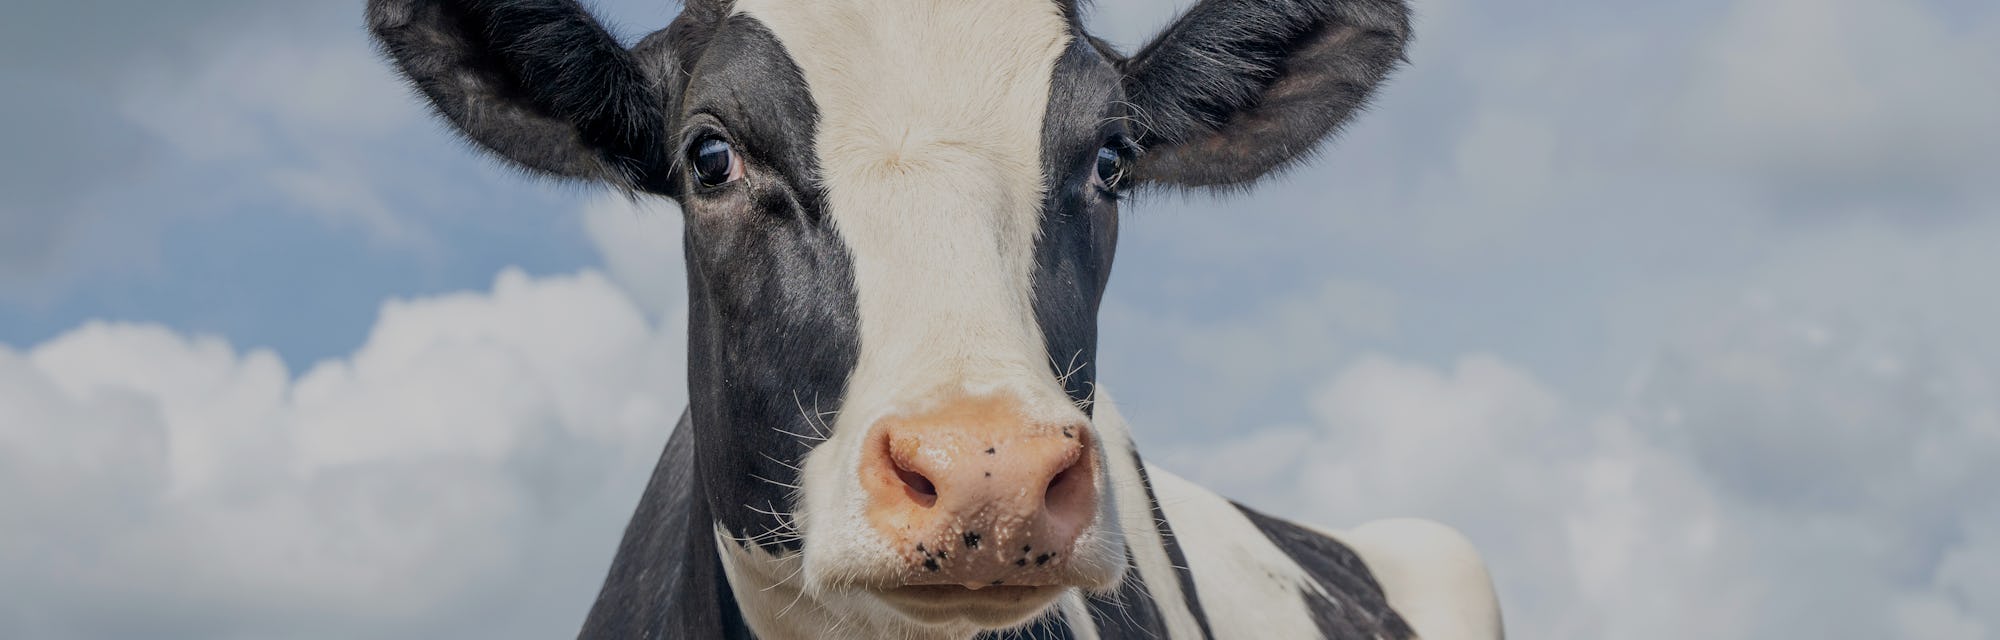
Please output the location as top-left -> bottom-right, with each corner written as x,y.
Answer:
368,0 -> 1502,637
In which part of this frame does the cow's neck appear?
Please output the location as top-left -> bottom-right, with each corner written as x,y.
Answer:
578,413 -> 757,638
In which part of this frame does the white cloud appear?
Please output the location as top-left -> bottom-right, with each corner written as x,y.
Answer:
0,260 -> 686,638
1159,286 -> 2000,639
116,11 -> 433,245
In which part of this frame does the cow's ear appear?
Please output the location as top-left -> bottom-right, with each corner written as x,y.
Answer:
367,0 -> 679,194
1119,0 -> 1411,190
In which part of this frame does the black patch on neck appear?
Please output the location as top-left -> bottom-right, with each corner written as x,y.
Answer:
677,14 -> 854,555
1234,503 -> 1417,639
579,413 -> 756,639
1080,555 -> 1172,638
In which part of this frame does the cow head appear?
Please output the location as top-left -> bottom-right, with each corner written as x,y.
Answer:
369,0 -> 1408,630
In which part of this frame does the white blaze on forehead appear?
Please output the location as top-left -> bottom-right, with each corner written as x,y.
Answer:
735,0 -> 1077,423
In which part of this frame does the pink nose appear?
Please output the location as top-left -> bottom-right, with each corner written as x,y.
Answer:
859,395 -> 1099,588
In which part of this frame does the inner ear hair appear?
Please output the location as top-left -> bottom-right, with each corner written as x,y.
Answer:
1118,0 -> 1412,190
368,0 -> 676,193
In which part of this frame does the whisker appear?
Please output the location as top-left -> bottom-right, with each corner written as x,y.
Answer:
760,452 -> 805,472
750,474 -> 802,491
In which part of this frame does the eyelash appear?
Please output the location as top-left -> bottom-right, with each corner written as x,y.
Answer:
1093,138 -> 1135,199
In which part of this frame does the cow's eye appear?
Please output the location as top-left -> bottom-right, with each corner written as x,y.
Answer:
1092,144 -> 1128,191
689,135 -> 743,188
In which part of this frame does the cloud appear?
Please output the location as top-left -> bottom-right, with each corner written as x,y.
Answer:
0,261 -> 686,638
114,8 -> 432,244
0,1 -> 377,281
581,195 -> 688,319
1099,277 -> 1400,438
1670,0 -> 2000,212
1158,283 -> 2000,638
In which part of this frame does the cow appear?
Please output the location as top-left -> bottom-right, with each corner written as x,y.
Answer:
367,0 -> 1502,637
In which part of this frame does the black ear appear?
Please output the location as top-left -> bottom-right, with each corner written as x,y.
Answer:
1119,0 -> 1412,189
367,0 -> 678,194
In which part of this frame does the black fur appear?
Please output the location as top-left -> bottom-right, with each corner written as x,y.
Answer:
1117,0 -> 1412,189
673,14 -> 851,555
577,413 -> 755,639
1034,38 -> 1125,406
1236,503 -> 1418,639
366,0 -> 675,192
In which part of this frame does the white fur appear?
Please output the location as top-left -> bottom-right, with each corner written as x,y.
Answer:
1091,394 -> 1217,639
718,527 -> 982,640
731,0 -> 1124,627
718,526 -> 1114,640
1054,591 -> 1104,640
1146,466 -> 1332,640
1153,468 -> 1505,640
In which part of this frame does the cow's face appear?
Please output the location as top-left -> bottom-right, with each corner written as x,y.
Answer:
371,0 -> 1408,630
678,0 -> 1128,617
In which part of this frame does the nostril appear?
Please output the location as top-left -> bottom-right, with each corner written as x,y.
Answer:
897,464 -> 938,508
1038,425 -> 1096,528
1044,457 -> 1082,504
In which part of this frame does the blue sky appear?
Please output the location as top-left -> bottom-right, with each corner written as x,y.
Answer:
5,0 -> 2000,638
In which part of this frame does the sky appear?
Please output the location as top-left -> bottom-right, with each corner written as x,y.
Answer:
2,0 -> 1998,638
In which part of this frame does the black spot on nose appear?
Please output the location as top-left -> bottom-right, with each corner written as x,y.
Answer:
984,447 -> 996,455
916,543 -> 926,554
924,558 -> 941,572
1035,553 -> 1052,566
964,532 -> 982,549
1015,559 -> 1027,567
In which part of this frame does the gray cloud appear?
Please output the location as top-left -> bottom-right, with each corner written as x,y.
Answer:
1162,291 -> 2000,638
0,268 -> 685,638
0,0 -> 316,276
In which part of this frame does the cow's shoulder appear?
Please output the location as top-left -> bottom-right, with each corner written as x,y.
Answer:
1138,467 -> 1389,639
1320,518 -> 1504,640
1141,465 -> 1500,640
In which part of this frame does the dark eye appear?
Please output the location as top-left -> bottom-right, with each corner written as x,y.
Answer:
689,135 -> 743,187
1092,144 -> 1127,191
